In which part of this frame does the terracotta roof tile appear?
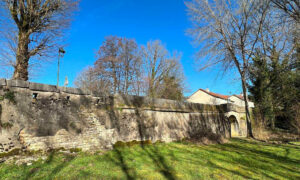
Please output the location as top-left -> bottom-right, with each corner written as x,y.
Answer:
234,94 -> 244,100
199,89 -> 229,100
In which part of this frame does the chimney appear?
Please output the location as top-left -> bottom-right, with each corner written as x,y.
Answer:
206,88 -> 210,92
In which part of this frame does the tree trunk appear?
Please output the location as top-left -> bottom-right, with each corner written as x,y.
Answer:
149,66 -> 156,98
13,32 -> 30,81
241,75 -> 254,138
270,104 -> 276,130
124,59 -> 129,95
111,62 -> 117,94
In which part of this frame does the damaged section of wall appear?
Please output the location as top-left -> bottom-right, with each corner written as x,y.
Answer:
0,79 -> 243,153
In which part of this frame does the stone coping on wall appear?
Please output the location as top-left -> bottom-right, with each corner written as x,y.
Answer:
0,78 -> 245,113
226,103 -> 246,113
0,78 -> 6,86
0,79 -> 91,95
113,94 -> 230,113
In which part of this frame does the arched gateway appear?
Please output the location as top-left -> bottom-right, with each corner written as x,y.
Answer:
225,108 -> 247,137
229,115 -> 240,137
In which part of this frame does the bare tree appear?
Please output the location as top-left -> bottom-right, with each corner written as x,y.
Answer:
80,38 -> 185,98
94,36 -> 143,95
74,66 -> 111,95
271,0 -> 300,23
270,0 -> 300,67
0,0 -> 79,80
185,0 -> 272,137
119,37 -> 143,95
95,36 -> 122,94
142,40 -> 185,99
257,3 -> 296,72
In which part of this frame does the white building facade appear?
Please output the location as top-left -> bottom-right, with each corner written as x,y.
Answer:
187,89 -> 254,108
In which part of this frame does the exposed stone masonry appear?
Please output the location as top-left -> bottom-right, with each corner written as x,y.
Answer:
0,79 -> 247,154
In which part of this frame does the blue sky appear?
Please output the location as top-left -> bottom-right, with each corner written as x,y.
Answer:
21,0 -> 241,96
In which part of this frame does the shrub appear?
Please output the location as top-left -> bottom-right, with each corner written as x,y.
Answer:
113,140 -> 153,148
0,122 -> 13,129
3,91 -> 16,104
113,141 -> 127,148
69,148 -> 82,153
0,148 -> 21,158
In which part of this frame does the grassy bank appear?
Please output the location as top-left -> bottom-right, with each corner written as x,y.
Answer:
0,138 -> 299,180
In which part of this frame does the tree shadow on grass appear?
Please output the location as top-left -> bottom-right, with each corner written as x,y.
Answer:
23,152 -> 76,180
106,95 -> 178,180
224,139 -> 300,164
105,141 -> 177,180
142,143 -> 177,180
45,154 -> 76,180
163,143 -> 253,179
206,160 -> 252,179
23,152 -> 55,180
218,141 -> 300,177
167,139 -> 300,180
106,147 -> 138,180
104,95 -> 300,180
134,103 -> 177,180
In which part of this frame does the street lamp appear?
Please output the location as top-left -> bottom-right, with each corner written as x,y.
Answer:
57,47 -> 66,88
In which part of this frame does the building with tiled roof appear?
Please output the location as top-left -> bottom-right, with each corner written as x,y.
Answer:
228,95 -> 254,108
187,88 -> 254,107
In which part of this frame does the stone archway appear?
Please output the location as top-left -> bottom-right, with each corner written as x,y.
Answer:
229,115 -> 240,137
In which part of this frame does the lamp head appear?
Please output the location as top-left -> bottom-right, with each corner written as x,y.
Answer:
59,48 -> 66,54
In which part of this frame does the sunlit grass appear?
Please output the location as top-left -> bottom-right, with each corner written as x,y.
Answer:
0,138 -> 299,180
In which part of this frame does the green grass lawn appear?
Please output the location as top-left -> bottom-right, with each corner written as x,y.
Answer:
1,138 -> 300,180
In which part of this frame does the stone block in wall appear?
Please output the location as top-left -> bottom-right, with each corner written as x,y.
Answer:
29,82 -> 57,92
6,79 -> 29,88
60,87 -> 91,95
226,103 -> 245,113
0,78 -> 6,86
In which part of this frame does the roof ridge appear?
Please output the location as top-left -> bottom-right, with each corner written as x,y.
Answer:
199,89 -> 229,100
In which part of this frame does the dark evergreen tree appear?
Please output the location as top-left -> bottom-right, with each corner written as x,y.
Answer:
249,53 -> 275,129
249,49 -> 300,132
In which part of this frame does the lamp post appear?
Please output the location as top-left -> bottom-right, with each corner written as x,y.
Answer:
57,47 -> 66,88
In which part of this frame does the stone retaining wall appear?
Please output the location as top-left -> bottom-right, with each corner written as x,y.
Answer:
0,79 -> 244,154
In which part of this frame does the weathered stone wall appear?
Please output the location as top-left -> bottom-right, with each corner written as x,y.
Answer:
0,79 -> 242,153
